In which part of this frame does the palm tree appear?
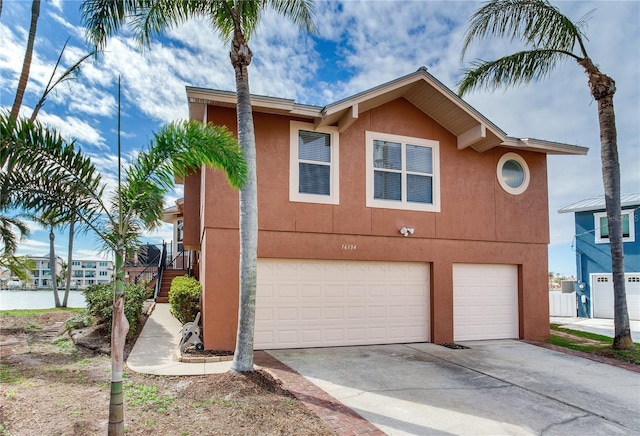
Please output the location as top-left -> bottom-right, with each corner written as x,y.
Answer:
3,110 -> 246,435
23,211 -> 69,306
0,215 -> 31,280
80,0 -> 317,372
459,0 -> 633,350
10,0 -> 40,120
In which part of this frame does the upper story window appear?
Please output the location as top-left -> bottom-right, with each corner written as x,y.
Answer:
365,131 -> 440,212
177,220 -> 184,242
594,210 -> 635,244
72,261 -> 81,266
289,121 -> 339,205
99,261 -> 109,267
497,152 -> 530,195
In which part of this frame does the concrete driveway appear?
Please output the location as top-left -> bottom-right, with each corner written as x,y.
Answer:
269,341 -> 640,435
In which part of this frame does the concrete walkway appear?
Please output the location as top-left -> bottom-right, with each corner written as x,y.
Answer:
127,303 -> 232,375
551,316 -> 640,340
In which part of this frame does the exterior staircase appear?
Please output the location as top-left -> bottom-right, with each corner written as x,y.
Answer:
155,269 -> 188,303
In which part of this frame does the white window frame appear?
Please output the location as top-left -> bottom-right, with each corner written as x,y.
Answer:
594,209 -> 635,244
289,121 -> 340,205
365,131 -> 440,212
497,152 -> 530,195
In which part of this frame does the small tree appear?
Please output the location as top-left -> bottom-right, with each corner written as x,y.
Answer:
1,111 -> 246,436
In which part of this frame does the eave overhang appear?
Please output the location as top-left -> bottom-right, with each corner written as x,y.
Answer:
186,67 -> 588,156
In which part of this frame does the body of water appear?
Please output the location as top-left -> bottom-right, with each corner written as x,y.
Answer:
0,290 -> 87,310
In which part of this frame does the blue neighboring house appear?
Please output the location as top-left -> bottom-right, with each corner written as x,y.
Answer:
559,194 -> 640,320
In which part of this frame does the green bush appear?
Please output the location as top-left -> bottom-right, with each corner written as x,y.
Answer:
169,276 -> 201,325
63,311 -> 92,333
83,283 -> 151,338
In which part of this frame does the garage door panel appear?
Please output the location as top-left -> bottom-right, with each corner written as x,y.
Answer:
592,274 -> 640,320
255,259 -> 429,349
453,264 -> 519,341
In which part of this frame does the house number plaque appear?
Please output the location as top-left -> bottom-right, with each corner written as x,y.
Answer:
341,244 -> 357,250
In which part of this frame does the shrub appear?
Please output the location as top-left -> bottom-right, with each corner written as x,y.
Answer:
63,312 -> 92,333
83,283 -> 150,338
169,276 -> 201,325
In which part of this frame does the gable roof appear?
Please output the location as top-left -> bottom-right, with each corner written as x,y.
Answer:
558,193 -> 640,213
187,67 -> 588,156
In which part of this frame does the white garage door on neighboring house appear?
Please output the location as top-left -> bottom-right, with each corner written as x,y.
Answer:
254,259 -> 430,349
592,273 -> 640,321
453,264 -> 519,341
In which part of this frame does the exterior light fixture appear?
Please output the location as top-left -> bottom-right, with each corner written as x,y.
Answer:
400,227 -> 414,237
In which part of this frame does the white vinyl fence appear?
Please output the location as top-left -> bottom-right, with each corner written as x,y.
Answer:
549,291 -> 577,317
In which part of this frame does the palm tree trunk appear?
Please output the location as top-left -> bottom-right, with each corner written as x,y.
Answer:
49,227 -> 61,307
63,216 -> 75,307
108,246 -> 129,436
579,57 -> 633,349
11,0 -> 40,120
230,18 -> 258,373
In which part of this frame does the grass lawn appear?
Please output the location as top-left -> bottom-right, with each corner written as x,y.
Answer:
548,324 -> 640,365
0,307 -> 84,317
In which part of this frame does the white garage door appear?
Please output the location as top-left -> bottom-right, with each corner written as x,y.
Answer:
592,273 -> 640,320
453,264 -> 519,341
254,259 -> 430,349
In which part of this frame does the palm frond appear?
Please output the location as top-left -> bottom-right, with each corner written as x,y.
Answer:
31,39 -> 97,120
153,120 -> 247,188
0,254 -> 34,281
1,113 -> 103,204
458,49 -> 569,96
111,120 -> 245,232
128,0 -> 201,48
268,0 -> 317,35
462,0 -> 586,59
0,215 -> 30,254
81,0 -> 139,50
1,111 -> 107,241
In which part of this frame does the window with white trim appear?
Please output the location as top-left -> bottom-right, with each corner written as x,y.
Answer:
365,131 -> 440,212
497,152 -> 530,195
289,121 -> 339,204
594,210 -> 635,244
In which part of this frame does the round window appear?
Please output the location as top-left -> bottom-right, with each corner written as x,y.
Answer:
497,153 -> 529,195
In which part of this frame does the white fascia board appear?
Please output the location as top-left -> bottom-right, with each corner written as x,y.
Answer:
186,86 -> 322,119
501,137 -> 589,155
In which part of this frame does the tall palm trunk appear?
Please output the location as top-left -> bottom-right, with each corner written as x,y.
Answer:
49,226 -> 61,307
578,58 -> 633,349
109,244 -> 129,436
63,216 -> 75,307
230,16 -> 258,373
11,0 -> 40,120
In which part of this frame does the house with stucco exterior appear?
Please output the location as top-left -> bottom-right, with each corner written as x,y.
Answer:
176,67 -> 588,351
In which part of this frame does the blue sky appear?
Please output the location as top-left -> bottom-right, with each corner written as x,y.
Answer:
2,0 -> 639,275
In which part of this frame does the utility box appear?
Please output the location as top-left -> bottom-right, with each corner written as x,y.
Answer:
561,280 -> 577,293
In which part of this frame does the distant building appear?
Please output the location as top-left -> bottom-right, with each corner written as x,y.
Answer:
69,259 -> 114,289
559,193 -> 639,320
13,255 -> 114,290
26,255 -> 65,289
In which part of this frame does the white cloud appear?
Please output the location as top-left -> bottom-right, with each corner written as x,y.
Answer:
37,111 -> 107,148
15,239 -> 51,257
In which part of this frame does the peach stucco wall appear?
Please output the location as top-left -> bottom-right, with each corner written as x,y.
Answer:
188,97 -> 551,350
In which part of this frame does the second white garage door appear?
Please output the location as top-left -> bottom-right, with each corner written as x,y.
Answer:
453,264 -> 519,341
592,273 -> 640,320
254,259 -> 430,349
